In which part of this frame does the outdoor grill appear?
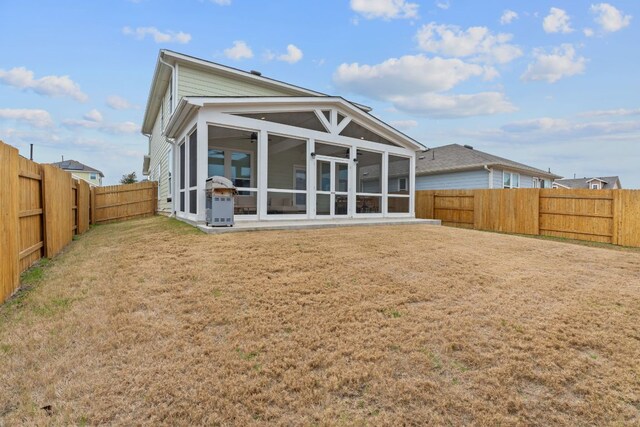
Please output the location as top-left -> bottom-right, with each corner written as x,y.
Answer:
205,176 -> 237,226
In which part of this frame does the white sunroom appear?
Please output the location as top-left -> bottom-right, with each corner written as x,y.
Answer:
163,96 -> 424,224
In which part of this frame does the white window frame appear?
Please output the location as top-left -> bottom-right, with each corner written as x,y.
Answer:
265,132 -> 308,218
187,127 -> 198,215
178,138 -> 186,213
503,171 -> 520,189
592,183 -> 599,189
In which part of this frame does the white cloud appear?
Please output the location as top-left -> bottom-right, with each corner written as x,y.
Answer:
543,7 -> 573,33
583,27 -> 595,37
521,44 -> 586,83
350,0 -> 418,20
0,67 -> 88,102
63,111 -> 139,135
390,119 -> 418,129
210,0 -> 231,5
500,10 -> 518,25
394,92 -> 516,118
578,108 -> 640,118
591,3 -> 632,32
416,23 -> 522,64
122,26 -> 191,44
502,117 -> 570,133
223,40 -> 253,60
436,1 -> 449,10
0,108 -> 54,128
106,95 -> 135,110
83,109 -> 103,122
334,55 -> 487,97
277,44 -> 303,64
334,55 -> 514,118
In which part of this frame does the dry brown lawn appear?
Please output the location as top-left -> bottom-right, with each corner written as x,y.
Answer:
1,216 -> 639,426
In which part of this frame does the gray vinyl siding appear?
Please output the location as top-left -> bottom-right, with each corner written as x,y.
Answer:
416,169 -> 489,190
178,65 -> 300,99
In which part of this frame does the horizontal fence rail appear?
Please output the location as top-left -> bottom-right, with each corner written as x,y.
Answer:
1,139 -> 158,304
416,188 -> 640,248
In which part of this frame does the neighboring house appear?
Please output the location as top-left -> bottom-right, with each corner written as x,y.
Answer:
141,50 -> 424,224
415,144 -> 561,190
50,159 -> 104,186
553,176 -> 622,190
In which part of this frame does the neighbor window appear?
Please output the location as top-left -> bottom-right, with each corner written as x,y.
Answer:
592,183 -> 599,189
503,171 -> 520,188
90,173 -> 97,180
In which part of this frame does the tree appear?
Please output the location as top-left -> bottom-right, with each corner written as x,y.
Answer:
120,172 -> 137,184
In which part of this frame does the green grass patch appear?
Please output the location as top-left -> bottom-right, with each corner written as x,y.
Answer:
157,217 -> 201,235
237,348 -> 259,361
20,258 -> 50,286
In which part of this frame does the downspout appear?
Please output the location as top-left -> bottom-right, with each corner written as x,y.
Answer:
484,165 -> 493,189
157,52 -> 178,217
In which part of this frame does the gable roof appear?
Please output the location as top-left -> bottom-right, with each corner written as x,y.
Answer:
50,160 -> 104,177
554,176 -> 621,189
416,144 -> 561,178
164,96 -> 426,152
142,50 -> 371,134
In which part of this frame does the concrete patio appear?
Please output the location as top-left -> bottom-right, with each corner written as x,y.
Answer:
196,217 -> 441,234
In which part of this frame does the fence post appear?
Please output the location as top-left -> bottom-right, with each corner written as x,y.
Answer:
0,141 -> 20,303
90,186 -> 96,225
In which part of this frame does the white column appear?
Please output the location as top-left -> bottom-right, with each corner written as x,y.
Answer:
349,145 -> 357,217
382,151 -> 389,217
196,114 -> 208,222
308,138 -> 315,218
258,130 -> 268,219
410,153 -> 416,218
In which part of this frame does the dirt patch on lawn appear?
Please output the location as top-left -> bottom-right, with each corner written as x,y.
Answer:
1,216 -> 639,425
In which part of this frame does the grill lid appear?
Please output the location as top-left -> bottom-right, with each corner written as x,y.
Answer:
206,176 -> 237,193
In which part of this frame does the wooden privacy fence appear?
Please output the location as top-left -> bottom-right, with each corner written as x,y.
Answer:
92,181 -> 158,224
1,140 -> 158,304
416,189 -> 640,248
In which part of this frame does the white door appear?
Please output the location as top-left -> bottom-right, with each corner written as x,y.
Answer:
316,157 -> 349,217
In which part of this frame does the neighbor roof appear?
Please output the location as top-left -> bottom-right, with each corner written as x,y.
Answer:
141,50 -> 371,134
416,144 -> 561,178
554,176 -> 621,189
51,160 -> 104,177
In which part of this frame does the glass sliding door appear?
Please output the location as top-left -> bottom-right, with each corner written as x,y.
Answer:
315,157 -> 349,217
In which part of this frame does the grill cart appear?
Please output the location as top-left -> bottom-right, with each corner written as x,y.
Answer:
205,176 -> 237,226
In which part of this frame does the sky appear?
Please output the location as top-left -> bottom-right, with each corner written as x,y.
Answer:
1,0 -> 639,187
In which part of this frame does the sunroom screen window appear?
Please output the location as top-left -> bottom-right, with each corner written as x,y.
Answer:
267,135 -> 307,214
356,150 -> 382,214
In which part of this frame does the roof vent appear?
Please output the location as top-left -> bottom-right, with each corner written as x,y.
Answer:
463,144 -> 474,150
250,70 -> 262,76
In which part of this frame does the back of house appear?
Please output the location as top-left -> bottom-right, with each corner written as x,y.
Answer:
141,50 -> 424,224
